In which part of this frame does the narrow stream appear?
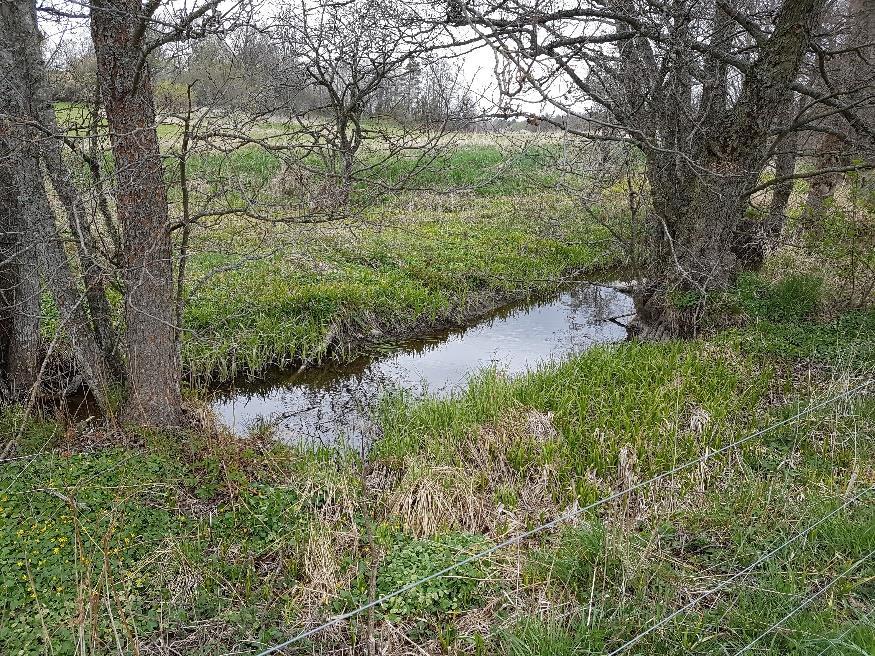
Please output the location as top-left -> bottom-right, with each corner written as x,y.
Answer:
212,282 -> 633,446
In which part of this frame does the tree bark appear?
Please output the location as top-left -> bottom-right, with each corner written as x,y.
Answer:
1,0 -> 117,409
91,0 -> 183,426
804,132 -> 846,219
804,0 -> 874,214
761,94 -> 803,263
0,149 -> 41,400
633,154 -> 754,338
41,144 -> 125,383
21,152 -> 115,410
632,0 -> 825,338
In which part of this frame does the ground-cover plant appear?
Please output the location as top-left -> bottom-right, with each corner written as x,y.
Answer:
2,305 -> 872,655
182,193 -> 615,383
725,282 -> 875,370
337,531 -> 491,622
495,481 -> 874,656
374,339 -> 771,487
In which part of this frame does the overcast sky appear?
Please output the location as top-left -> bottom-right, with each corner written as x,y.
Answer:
36,0 -> 569,112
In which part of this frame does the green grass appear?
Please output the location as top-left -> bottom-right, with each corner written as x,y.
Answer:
727,309 -> 875,370
375,339 -> 770,484
16,110 -> 873,655
373,145 -> 560,196
497,487 -> 874,655
3,305 -> 872,654
182,193 -> 614,382
47,109 -> 606,383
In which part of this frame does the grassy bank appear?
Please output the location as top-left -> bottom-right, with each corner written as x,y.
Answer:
3,297 -> 872,655
182,192 -> 614,383
52,106 -> 614,383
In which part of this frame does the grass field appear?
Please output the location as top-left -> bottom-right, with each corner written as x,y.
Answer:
2,280 -> 873,654
53,103 -> 614,384
5,108 -> 871,655
182,192 -> 614,383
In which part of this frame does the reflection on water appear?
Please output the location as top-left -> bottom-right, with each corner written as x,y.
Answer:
212,283 -> 633,446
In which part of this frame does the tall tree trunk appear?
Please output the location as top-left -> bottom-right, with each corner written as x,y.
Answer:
42,147 -> 126,384
766,135 -> 798,247
0,150 -> 41,400
21,152 -> 115,410
633,154 -> 756,338
91,0 -> 183,426
804,0 -> 874,215
11,0 -> 123,384
762,95 -> 802,262
804,132 -> 846,219
632,0 -> 825,338
1,0 -> 117,409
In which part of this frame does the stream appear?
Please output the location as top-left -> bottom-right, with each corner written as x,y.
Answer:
212,282 -> 633,447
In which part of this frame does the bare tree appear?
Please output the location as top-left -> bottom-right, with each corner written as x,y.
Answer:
0,0 -> 246,426
452,0 -> 874,338
268,0 -> 468,212
1,0 -> 116,411
88,0 -> 185,424
805,0 -> 874,216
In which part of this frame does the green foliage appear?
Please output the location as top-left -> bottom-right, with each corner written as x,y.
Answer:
499,488 -> 874,656
0,449 -> 186,653
727,307 -> 875,369
667,289 -> 701,310
498,617 -> 597,656
376,340 -> 771,487
0,434 -> 352,655
735,272 -> 824,322
525,523 -> 620,598
183,197 -> 613,382
349,532 -> 490,620
0,408 -> 60,455
376,145 -> 560,196
786,171 -> 875,311
3,322 -> 872,653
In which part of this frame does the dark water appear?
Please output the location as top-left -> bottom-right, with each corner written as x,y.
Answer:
212,283 -> 633,446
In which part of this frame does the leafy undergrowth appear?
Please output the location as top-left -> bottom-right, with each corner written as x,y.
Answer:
182,193 -> 615,383
723,266 -> 875,371
2,316 -> 873,655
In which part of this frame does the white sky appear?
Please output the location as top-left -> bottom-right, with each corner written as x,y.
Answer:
37,0 -> 548,111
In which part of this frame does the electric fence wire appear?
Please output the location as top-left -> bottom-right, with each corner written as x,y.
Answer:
604,485 -> 873,656
733,548 -> 875,655
812,607 -> 875,656
254,380 -> 871,656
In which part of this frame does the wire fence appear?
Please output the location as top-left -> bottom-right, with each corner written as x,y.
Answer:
255,381 -> 872,656
733,549 -> 875,656
604,486 -> 873,656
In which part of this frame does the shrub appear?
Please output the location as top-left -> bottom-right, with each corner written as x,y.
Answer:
371,532 -> 490,619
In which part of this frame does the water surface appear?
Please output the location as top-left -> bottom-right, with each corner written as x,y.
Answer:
213,283 -> 633,446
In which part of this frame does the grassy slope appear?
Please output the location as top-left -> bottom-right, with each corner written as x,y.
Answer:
53,103 -> 586,383
2,306 -> 873,655
13,110 -> 873,652
182,191 -> 612,383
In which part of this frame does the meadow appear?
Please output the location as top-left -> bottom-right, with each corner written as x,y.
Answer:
2,293 -> 873,654
2,113 -> 873,655
54,104 -> 613,383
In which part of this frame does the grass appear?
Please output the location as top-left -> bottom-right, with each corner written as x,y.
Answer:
50,105 -> 613,383
14,109 -> 871,654
182,192 -> 614,382
2,302 -> 872,654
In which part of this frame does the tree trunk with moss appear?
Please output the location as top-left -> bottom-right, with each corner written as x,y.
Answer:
631,0 -> 825,338
1,0 -> 115,406
0,152 -> 41,400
